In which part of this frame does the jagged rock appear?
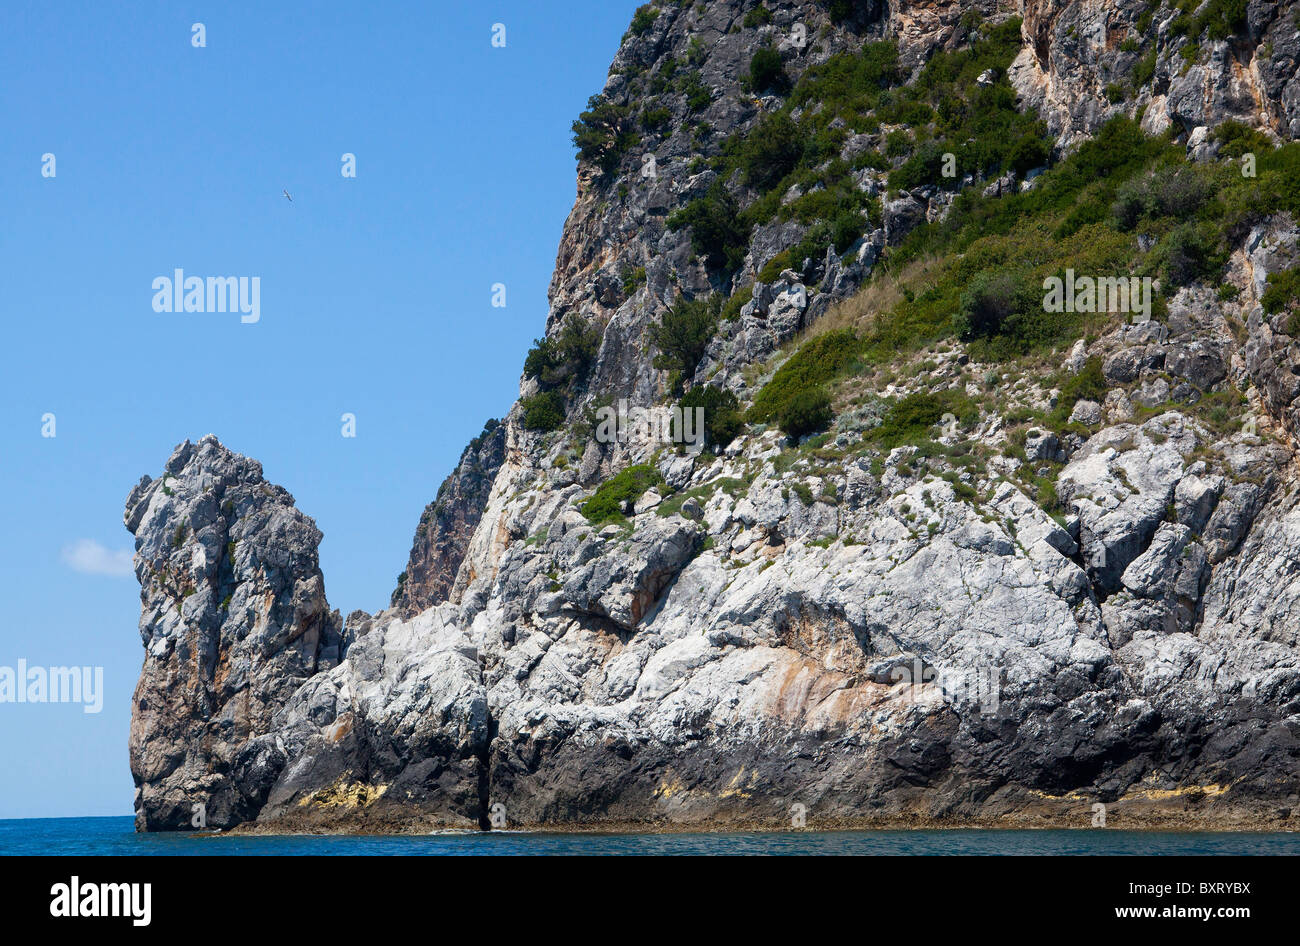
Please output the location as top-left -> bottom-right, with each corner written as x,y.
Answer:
125,1 -> 1300,835
1173,471 -> 1224,535
659,453 -> 695,490
634,490 -> 663,514
1166,342 -> 1227,391
125,436 -> 343,830
1103,350 -> 1140,384
1063,339 -> 1088,374
748,221 -> 807,279
884,192 -> 927,245
1068,399 -> 1102,426
768,281 -> 808,339
560,518 -> 701,631
1103,389 -> 1134,423
1132,377 -> 1171,409
393,421 -> 506,615
741,281 -> 774,319
1058,416 -> 1194,591
982,171 -> 1016,198
1024,429 -> 1063,463
1122,523 -> 1192,599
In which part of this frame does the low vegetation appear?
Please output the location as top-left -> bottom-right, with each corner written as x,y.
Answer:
582,464 -> 664,524
677,385 -> 743,452
750,112 -> 1300,436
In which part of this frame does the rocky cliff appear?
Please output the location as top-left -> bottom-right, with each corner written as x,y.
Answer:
391,420 -> 506,616
124,437 -> 344,830
128,0 -> 1300,832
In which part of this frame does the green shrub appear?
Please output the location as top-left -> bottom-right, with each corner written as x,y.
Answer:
522,315 -> 603,389
1197,0 -> 1247,40
686,36 -> 708,66
790,40 -> 900,111
1261,265 -> 1300,315
1213,120 -> 1271,159
720,285 -> 753,322
1258,142 -> 1300,218
870,391 -> 975,450
666,182 -> 748,269
641,106 -> 672,131
1050,356 -> 1107,426
1159,220 -> 1224,286
743,3 -> 773,27
826,0 -> 872,23
952,269 -> 1036,339
469,418 -> 501,452
731,112 -> 803,191
521,390 -> 566,432
678,385 -> 744,451
1150,164 -> 1212,217
622,265 -> 647,295
889,141 -> 951,191
582,464 -> 665,523
628,4 -> 658,36
749,45 -> 789,94
649,294 -> 723,392
778,387 -> 833,438
749,329 -> 862,423
1132,48 -> 1157,88
877,98 -> 935,126
877,18 -> 1049,187
681,72 -> 712,111
1111,164 -> 1213,230
572,95 -> 640,173
758,249 -> 794,283
829,206 -> 869,252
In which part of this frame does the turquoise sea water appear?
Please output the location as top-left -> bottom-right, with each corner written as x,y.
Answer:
2,817 -> 1298,855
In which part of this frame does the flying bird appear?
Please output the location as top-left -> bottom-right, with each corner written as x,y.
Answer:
282,189 -> 293,202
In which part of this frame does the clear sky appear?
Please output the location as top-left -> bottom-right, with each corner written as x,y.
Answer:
0,0 -> 641,819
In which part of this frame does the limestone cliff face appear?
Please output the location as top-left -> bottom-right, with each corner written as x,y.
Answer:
129,1 -> 1300,832
1011,0 -> 1300,147
124,436 -> 342,830
391,421 -> 505,616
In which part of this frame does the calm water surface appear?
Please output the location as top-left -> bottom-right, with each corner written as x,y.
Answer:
2,816 -> 1297,855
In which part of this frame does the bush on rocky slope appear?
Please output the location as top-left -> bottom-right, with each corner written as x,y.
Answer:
521,390 -> 567,432
649,294 -> 723,394
751,110 -> 1300,437
581,464 -> 664,524
666,182 -> 747,270
747,44 -> 790,95
524,315 -> 602,390
777,387 -> 833,439
871,391 -> 978,450
885,20 -> 1050,190
677,384 -> 743,452
572,94 -> 640,174
1262,265 -> 1300,334
747,328 -> 862,424
662,17 -> 1050,294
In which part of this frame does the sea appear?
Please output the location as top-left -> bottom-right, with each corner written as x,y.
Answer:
1,816 -> 1298,855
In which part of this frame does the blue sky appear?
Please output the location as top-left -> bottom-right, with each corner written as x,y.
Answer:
0,0 -> 640,819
